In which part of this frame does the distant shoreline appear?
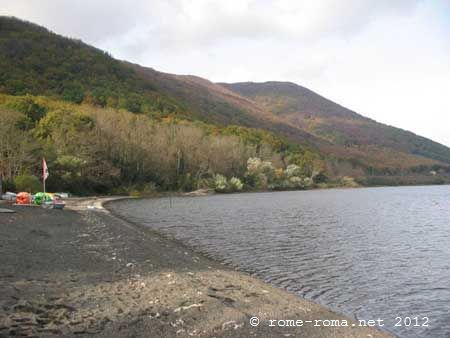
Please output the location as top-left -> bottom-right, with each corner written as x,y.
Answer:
108,181 -> 450,199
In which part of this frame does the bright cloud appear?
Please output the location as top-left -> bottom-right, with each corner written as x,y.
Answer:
1,0 -> 449,146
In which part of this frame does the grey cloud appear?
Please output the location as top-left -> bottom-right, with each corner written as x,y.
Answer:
0,0 -> 424,55
1,0 -> 148,43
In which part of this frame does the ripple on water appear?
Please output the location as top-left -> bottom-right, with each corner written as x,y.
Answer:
114,186 -> 450,338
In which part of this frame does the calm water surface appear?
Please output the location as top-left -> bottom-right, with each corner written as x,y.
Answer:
113,186 -> 450,338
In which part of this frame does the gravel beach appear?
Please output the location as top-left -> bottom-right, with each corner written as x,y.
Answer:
0,199 -> 394,338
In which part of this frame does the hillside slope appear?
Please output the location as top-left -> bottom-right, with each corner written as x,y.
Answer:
129,64 -> 323,147
0,16 -> 185,115
221,82 -> 450,167
0,16 -> 320,149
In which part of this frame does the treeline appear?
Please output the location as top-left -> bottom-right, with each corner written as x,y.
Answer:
341,157 -> 450,177
0,94 -> 326,195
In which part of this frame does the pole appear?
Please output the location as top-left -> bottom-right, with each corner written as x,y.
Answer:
42,158 -> 46,193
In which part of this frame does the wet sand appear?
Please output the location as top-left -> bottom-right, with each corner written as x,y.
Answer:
0,199 -> 394,337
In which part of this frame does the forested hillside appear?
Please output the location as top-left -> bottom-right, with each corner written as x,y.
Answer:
0,17 -> 186,116
0,16 -> 449,194
129,65 -> 324,148
222,82 -> 450,165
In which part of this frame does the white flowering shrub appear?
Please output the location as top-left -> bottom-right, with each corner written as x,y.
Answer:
247,157 -> 262,174
289,176 -> 304,188
214,174 -> 228,192
303,177 -> 314,188
261,161 -> 273,173
285,164 -> 301,178
246,157 -> 276,188
229,177 -> 243,191
244,157 -> 313,191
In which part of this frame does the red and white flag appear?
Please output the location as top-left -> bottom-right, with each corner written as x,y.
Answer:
42,158 -> 49,181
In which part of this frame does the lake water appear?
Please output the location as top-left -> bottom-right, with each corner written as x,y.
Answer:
112,186 -> 450,338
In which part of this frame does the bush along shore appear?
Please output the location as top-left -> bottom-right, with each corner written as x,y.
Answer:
0,199 -> 394,338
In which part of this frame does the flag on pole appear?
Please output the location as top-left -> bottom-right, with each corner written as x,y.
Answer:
42,158 -> 49,181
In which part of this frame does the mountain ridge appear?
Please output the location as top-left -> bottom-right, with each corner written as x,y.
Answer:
221,81 -> 450,166
219,81 -> 365,120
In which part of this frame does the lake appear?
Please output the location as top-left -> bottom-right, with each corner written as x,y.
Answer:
112,186 -> 450,338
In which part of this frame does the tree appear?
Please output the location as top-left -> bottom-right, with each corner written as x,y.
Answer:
62,84 -> 85,104
14,174 -> 41,193
0,109 -> 37,183
125,94 -> 142,113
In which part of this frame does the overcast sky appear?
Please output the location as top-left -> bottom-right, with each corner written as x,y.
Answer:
2,0 -> 449,146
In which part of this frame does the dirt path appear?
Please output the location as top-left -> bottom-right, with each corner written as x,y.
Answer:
0,201 -> 394,337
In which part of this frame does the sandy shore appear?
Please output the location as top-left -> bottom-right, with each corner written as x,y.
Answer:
0,198 -> 394,337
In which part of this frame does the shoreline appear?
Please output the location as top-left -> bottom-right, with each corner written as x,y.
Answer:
115,181 -> 450,199
104,196 -> 399,338
105,197 -> 398,337
0,197 -> 395,337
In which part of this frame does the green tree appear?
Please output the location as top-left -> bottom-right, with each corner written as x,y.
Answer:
14,174 -> 41,193
62,84 -> 85,104
6,96 -> 47,122
125,94 -> 142,113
